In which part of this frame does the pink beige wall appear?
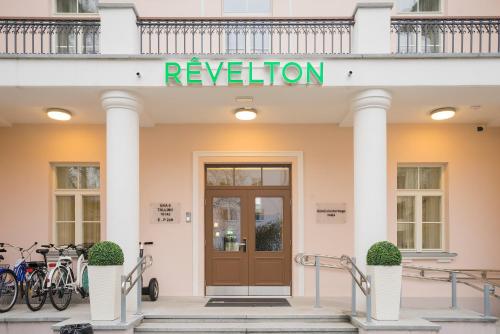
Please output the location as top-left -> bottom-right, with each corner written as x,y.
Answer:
0,123 -> 499,302
1,0 -> 500,18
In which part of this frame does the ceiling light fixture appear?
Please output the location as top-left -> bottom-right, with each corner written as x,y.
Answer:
235,96 -> 254,103
430,107 -> 456,121
235,108 -> 257,121
46,108 -> 72,121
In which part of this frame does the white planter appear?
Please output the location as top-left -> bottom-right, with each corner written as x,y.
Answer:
367,265 -> 402,321
88,265 -> 123,321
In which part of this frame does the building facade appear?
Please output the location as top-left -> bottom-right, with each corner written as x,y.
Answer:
1,0 -> 500,314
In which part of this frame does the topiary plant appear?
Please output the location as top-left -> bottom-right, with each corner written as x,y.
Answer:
367,241 -> 402,266
88,241 -> 124,266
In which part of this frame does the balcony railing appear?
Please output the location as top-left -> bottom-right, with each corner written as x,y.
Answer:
137,18 -> 353,55
391,17 -> 500,54
0,18 -> 100,55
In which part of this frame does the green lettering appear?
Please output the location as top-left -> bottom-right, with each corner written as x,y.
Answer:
165,62 -> 182,84
205,62 -> 224,85
249,62 -> 264,85
187,58 -> 202,84
227,61 -> 243,84
282,62 -> 303,84
306,62 -> 324,84
264,61 -> 280,85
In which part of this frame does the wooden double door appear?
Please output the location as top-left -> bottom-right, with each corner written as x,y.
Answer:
205,189 -> 292,296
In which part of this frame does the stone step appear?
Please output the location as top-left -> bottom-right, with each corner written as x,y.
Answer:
135,321 -> 358,333
143,314 -> 350,323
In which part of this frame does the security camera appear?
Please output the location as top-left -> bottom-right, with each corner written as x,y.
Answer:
136,72 -> 141,78
348,70 -> 353,77
476,125 -> 486,133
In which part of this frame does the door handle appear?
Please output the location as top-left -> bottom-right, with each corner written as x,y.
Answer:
240,238 -> 247,252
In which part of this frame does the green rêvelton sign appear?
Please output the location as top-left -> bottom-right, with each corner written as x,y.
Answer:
165,59 -> 324,85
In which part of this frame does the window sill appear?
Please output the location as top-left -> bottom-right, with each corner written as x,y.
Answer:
402,251 -> 457,263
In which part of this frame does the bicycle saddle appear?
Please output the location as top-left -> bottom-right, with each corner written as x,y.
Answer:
36,248 -> 49,255
0,255 -> 3,260
0,248 -> 6,253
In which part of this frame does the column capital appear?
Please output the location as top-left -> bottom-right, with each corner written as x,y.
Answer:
101,90 -> 141,113
352,89 -> 392,112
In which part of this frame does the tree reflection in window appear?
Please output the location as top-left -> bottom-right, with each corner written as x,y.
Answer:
255,197 -> 283,251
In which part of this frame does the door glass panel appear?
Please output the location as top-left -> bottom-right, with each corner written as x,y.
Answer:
207,168 -> 234,186
235,168 -> 261,186
255,197 -> 283,252
422,196 -> 441,222
213,197 -> 241,251
262,167 -> 289,186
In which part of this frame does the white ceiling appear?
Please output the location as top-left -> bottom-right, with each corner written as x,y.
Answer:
0,86 -> 499,126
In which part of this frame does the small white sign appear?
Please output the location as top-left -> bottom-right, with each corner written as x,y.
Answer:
151,202 -> 180,224
316,203 -> 347,224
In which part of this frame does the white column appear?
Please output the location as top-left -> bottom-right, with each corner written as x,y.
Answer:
352,89 -> 392,271
101,90 -> 140,309
351,2 -> 393,54
98,2 -> 140,54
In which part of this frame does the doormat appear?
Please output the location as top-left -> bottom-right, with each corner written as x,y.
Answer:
205,298 -> 291,307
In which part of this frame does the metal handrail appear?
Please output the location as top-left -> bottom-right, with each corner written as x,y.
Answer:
120,255 -> 153,323
295,252 -> 499,319
295,253 -> 372,321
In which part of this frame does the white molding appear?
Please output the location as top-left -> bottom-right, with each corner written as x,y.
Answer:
192,151 -> 305,297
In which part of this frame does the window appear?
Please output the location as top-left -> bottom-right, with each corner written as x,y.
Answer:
206,165 -> 290,187
56,0 -> 98,14
223,0 -> 271,14
54,165 -> 101,246
398,0 -> 440,13
223,0 -> 271,53
397,165 -> 445,252
398,27 -> 441,53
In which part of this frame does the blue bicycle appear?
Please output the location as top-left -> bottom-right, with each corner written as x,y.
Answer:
0,242 -> 40,312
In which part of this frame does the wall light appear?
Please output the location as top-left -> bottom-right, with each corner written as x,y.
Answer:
46,108 -> 72,121
430,107 -> 456,121
235,108 -> 257,121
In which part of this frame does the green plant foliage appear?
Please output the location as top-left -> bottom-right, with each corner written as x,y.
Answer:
366,241 -> 402,266
88,241 -> 124,266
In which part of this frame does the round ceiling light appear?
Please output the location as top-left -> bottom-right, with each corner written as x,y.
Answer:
235,108 -> 257,121
430,107 -> 456,121
47,108 -> 72,121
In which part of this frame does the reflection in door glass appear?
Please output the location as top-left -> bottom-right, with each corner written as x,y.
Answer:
213,197 -> 241,252
255,197 -> 283,251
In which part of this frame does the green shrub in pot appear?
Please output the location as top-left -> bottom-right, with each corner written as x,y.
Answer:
366,241 -> 401,266
88,241 -> 124,321
366,241 -> 402,320
88,241 -> 124,266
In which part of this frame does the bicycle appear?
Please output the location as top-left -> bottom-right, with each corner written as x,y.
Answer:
47,244 -> 91,311
24,244 -> 54,311
0,242 -> 40,313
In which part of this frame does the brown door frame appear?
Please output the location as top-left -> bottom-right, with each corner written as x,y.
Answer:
204,164 -> 292,295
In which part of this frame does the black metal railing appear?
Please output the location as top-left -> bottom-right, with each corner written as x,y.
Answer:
0,18 -> 100,54
391,17 -> 500,54
137,18 -> 353,55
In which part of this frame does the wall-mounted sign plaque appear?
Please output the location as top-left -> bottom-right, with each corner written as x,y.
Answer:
151,202 -> 180,224
316,203 -> 347,224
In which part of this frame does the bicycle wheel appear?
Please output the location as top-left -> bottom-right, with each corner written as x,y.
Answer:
48,266 -> 72,311
0,269 -> 18,313
25,269 -> 47,311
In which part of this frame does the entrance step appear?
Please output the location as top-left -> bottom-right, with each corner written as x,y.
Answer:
135,315 -> 357,333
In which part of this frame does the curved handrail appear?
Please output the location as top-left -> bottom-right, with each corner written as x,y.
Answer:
295,253 -> 371,296
121,255 -> 153,295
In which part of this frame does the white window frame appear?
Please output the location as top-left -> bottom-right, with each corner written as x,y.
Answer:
397,0 -> 442,14
397,164 -> 446,252
52,163 -> 101,246
53,0 -> 99,16
222,0 -> 273,17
